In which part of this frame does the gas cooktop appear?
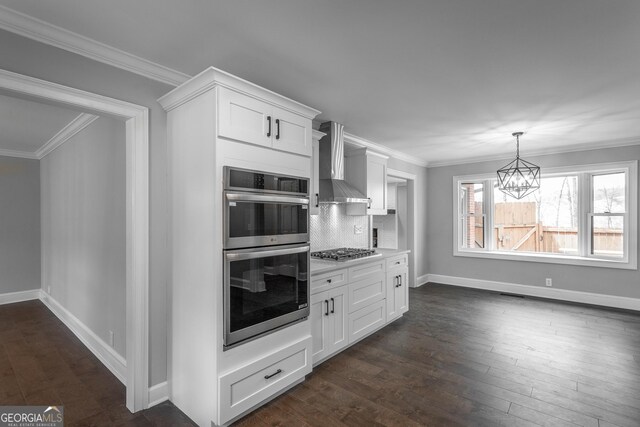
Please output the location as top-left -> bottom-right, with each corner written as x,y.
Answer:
310,247 -> 380,262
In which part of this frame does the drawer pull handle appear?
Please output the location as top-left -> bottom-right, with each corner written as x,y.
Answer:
395,261 -> 401,265
267,116 -> 272,137
325,300 -> 329,316
275,118 -> 280,140
330,297 -> 335,314
264,369 -> 282,380
327,279 -> 332,283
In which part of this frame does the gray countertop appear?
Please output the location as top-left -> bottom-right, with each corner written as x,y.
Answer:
310,248 -> 410,275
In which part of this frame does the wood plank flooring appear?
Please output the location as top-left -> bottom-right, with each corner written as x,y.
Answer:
2,283 -> 639,426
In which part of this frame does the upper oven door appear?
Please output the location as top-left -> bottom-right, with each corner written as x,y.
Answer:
225,192 -> 309,249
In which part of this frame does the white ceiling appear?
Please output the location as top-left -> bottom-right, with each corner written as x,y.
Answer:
1,0 -> 639,165
0,93 -> 83,153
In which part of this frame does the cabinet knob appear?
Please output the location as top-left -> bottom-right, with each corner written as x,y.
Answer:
327,279 -> 332,283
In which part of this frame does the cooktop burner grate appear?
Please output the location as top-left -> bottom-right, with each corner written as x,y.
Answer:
310,247 -> 378,262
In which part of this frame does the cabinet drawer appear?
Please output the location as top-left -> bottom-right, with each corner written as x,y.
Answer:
311,269 -> 347,294
386,254 -> 408,270
348,259 -> 385,282
348,273 -> 385,313
219,337 -> 311,423
348,300 -> 386,343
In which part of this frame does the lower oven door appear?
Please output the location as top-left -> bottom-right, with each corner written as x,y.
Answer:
224,243 -> 310,348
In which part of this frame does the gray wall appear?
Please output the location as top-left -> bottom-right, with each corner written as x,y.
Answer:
41,117 -> 126,356
427,144 -> 640,299
0,29 -> 172,386
0,156 -> 40,293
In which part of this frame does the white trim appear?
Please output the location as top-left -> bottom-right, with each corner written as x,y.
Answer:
426,274 -> 640,312
343,131 -> 428,167
40,291 -> 128,382
416,274 -> 429,288
0,148 -> 38,159
428,138 -> 640,168
0,5 -> 189,86
452,161 -> 638,270
158,67 -> 320,118
387,167 -> 419,289
0,67 -> 150,412
148,382 -> 170,407
35,113 -> 99,158
0,289 -> 40,305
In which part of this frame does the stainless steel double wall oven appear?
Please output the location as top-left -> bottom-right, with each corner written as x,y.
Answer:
223,167 -> 310,348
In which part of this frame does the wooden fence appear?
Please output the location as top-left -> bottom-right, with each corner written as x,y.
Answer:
471,202 -> 623,254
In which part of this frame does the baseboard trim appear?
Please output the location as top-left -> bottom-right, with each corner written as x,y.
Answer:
426,274 -> 640,311
415,274 -> 429,288
0,289 -> 41,305
39,292 -> 127,383
148,381 -> 169,407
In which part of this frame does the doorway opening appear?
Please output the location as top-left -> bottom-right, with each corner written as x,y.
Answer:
0,68 -> 149,412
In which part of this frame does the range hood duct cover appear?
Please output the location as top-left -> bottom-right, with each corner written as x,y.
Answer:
318,121 -> 368,204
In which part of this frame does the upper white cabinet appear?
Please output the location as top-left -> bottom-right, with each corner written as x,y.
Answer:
309,130 -> 325,215
345,148 -> 389,215
218,87 -> 313,156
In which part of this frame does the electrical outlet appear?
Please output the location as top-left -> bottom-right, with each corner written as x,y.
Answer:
354,225 -> 364,234
109,331 -> 114,347
545,278 -> 553,287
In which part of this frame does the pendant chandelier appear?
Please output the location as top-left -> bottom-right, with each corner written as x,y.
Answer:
497,132 -> 540,199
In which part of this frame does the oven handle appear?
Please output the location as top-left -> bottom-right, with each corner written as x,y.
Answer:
226,192 -> 309,205
226,245 -> 310,261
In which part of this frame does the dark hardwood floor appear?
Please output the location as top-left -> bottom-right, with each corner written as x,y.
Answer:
2,284 -> 640,426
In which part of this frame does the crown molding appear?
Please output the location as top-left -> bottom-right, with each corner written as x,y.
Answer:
35,113 -> 99,159
158,66 -> 321,119
0,148 -> 38,159
343,131 -> 428,168
427,136 -> 640,168
0,5 -> 190,86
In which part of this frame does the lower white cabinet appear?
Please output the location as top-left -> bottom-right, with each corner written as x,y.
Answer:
311,253 -> 410,366
310,285 -> 349,364
348,299 -> 386,343
387,254 -> 409,322
219,336 -> 312,423
386,267 -> 409,322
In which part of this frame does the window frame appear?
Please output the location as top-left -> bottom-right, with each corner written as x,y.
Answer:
452,161 -> 637,270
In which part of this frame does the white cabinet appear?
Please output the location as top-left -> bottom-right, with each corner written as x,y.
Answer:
218,87 -> 312,156
387,183 -> 397,210
310,285 -> 348,364
219,337 -> 312,422
345,148 -> 389,215
348,300 -> 386,343
386,254 -> 409,322
309,130 -> 325,215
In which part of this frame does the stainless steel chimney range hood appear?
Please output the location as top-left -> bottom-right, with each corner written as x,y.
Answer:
318,121 -> 369,204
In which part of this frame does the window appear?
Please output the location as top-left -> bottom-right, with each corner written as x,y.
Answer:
453,161 -> 637,269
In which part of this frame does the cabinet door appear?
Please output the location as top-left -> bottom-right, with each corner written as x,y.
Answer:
218,87 -> 272,148
366,155 -> 387,214
386,271 -> 400,321
310,292 -> 330,364
328,286 -> 349,354
395,268 -> 409,315
272,106 -> 312,156
309,138 -> 320,215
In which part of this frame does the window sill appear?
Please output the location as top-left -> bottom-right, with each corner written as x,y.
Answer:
454,248 -> 637,270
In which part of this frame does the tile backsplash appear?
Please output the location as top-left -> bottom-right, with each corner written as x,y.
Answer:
310,204 -> 369,251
